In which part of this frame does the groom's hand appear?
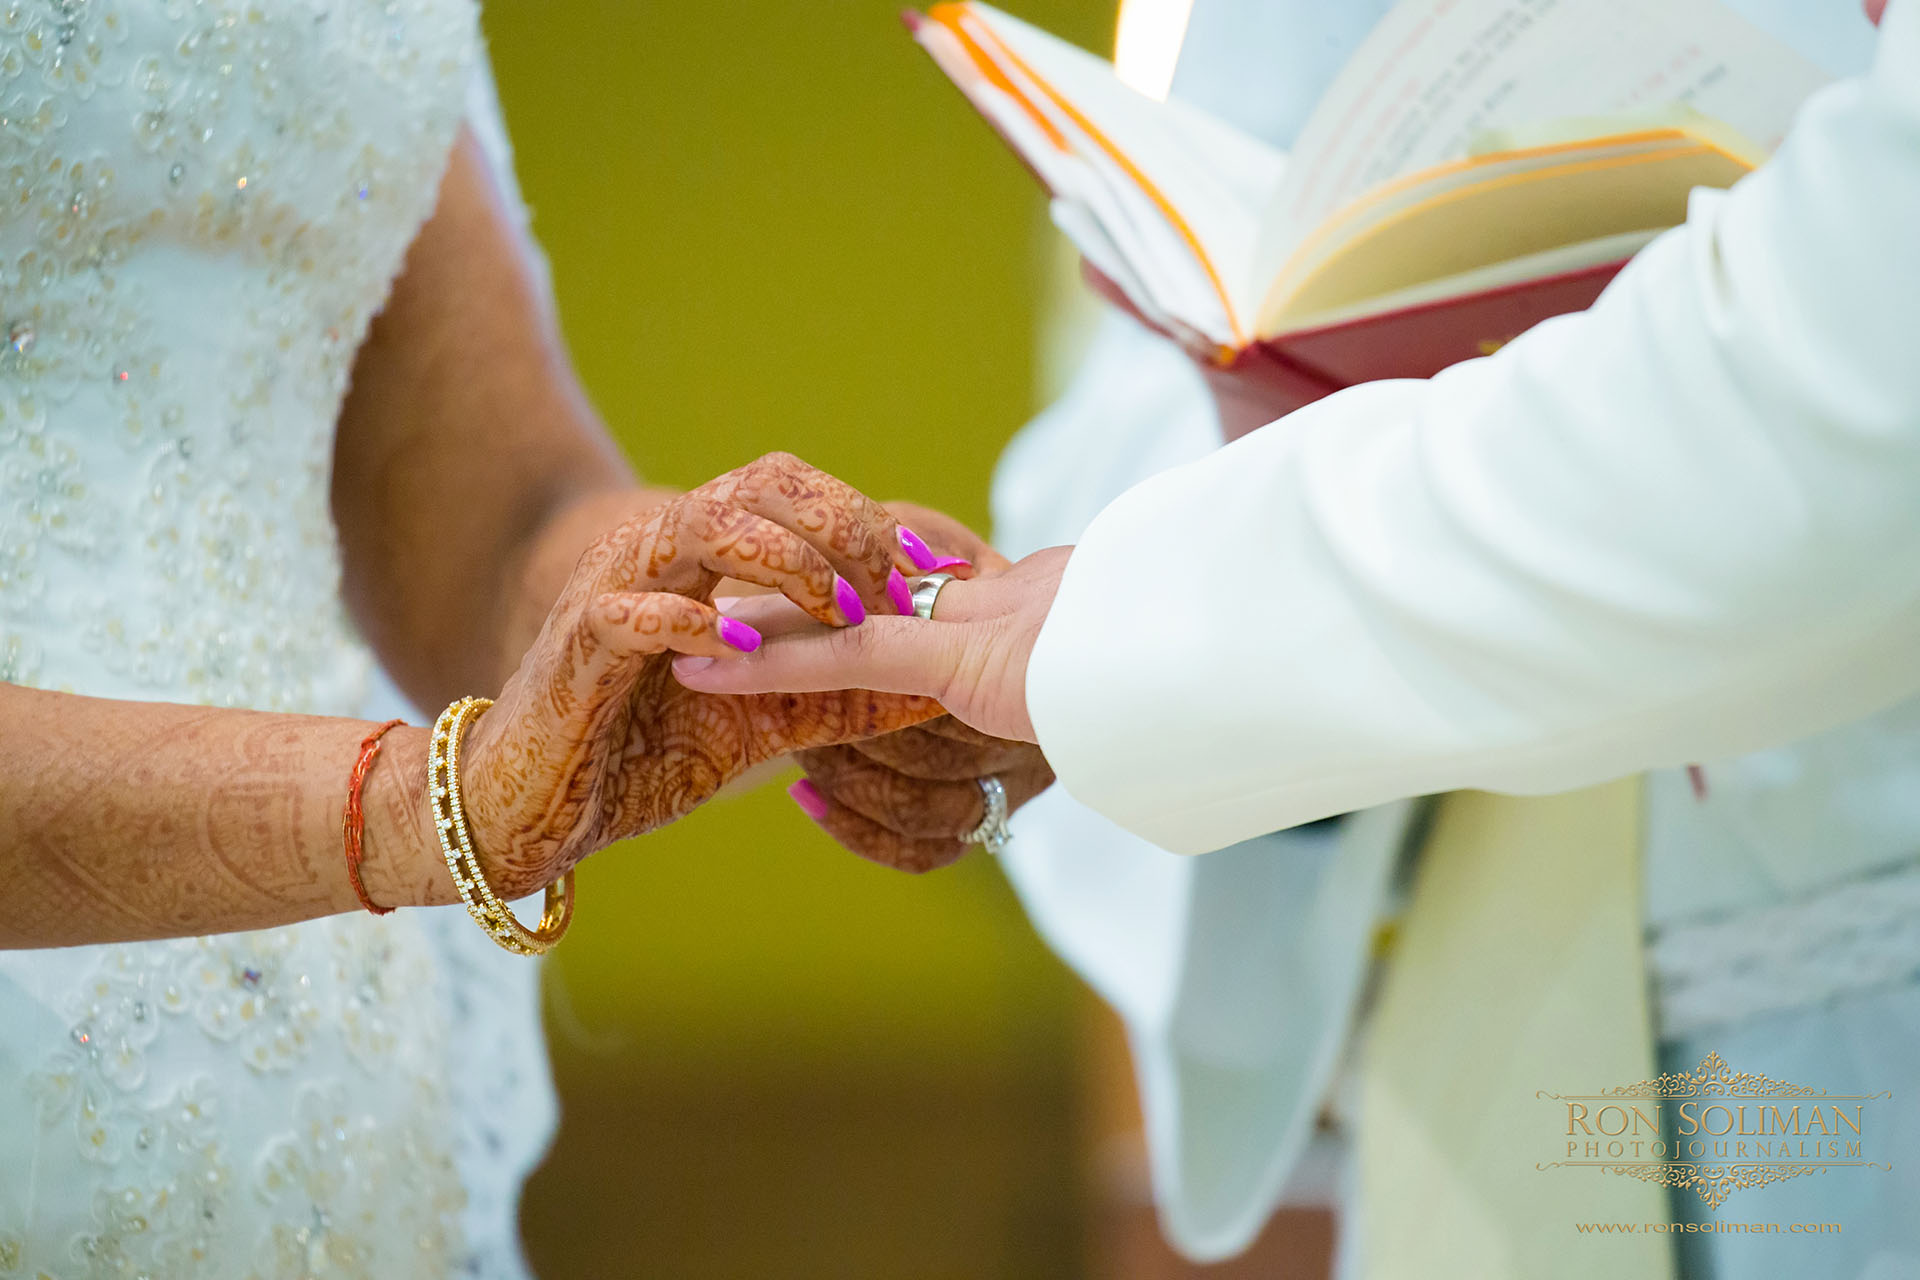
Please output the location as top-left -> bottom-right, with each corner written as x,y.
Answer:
778,503 -> 1052,871
673,545 -> 1071,746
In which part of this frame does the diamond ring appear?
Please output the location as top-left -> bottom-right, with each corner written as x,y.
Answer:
962,776 -> 1012,855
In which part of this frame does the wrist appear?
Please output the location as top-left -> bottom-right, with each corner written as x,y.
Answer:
454,719 -> 555,903
357,725 -> 457,910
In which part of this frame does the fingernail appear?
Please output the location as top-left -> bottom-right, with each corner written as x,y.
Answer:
717,617 -> 762,653
898,527 -> 939,572
928,555 -> 971,572
788,778 -> 831,821
673,655 -> 716,677
833,575 -> 866,626
885,569 -> 914,616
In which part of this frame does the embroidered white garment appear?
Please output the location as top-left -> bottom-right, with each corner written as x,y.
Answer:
1646,856 -> 1920,1037
0,4 -> 551,1277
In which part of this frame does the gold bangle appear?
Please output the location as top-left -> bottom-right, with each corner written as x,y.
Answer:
427,696 -> 575,956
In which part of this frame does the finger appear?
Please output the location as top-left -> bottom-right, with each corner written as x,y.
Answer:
714,567 -> 970,640
671,614 -> 966,701
697,452 -> 918,611
548,592 -> 762,722
914,717 -> 1010,750
591,591 -> 949,761
589,592 -> 765,658
588,599 -> 947,769
895,525 -> 980,580
796,751 -> 993,838
513,594 -> 719,764
709,591 -> 835,642
786,777 -> 969,875
800,751 -> 1053,839
749,687 -> 946,759
663,498 -> 867,627
831,725 -> 1035,780
811,751 -> 1055,837
887,506 -> 991,579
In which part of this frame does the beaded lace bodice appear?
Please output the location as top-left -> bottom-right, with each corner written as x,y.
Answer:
1,0 -> 475,707
0,4 -> 553,1278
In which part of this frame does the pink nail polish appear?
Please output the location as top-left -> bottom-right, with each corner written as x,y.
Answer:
833,576 -> 866,626
898,527 -> 939,572
928,555 -> 971,572
886,569 -> 914,616
788,778 -> 831,821
717,617 -> 762,653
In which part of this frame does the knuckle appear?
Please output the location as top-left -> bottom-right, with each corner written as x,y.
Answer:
593,594 -> 635,628
682,495 -> 734,529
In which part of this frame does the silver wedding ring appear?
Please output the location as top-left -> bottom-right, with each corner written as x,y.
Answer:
909,571 -> 955,621
908,574 -> 1005,852
962,775 -> 1012,855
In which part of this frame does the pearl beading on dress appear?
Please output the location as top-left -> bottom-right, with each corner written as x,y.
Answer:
1,0 -> 476,713
0,3 -> 496,1277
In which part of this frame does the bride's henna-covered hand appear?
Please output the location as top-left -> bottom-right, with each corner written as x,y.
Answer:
791,718 -> 1055,873
457,452 -> 942,896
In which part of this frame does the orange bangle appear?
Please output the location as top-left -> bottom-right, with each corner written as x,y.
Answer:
342,719 -> 407,916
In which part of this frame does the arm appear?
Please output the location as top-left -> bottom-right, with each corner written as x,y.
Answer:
331,126 -> 674,707
332,126 -> 932,703
333,135 -> 1026,871
3,123 -> 942,945
2,97 -> 953,947
1030,5 -> 1920,852
0,457 -> 936,949
676,4 -> 1920,854
0,687 -> 445,946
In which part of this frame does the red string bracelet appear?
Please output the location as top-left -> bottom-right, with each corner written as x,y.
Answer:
342,719 -> 407,916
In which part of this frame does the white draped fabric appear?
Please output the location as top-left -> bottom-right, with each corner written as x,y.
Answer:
997,1 -> 1920,1272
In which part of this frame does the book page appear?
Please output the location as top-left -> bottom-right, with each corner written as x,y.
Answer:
1251,0 -> 1830,286
933,3 -> 1285,343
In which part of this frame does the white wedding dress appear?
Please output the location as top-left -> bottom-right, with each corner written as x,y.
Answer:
1,4 -> 555,1277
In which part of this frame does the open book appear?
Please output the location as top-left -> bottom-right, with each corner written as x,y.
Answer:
910,0 -> 1829,406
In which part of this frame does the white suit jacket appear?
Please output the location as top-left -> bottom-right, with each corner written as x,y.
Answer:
1027,4 -> 1916,855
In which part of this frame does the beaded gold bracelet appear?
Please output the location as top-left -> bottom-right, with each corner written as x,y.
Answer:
428,696 -> 575,956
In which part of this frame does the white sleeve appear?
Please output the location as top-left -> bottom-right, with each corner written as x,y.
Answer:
989,315 -> 1411,1261
1025,6 -> 1920,856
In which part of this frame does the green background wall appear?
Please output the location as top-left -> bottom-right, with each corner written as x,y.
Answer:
479,3 -> 1113,1275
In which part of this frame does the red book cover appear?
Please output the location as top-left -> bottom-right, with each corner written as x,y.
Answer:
1226,259 -> 1630,416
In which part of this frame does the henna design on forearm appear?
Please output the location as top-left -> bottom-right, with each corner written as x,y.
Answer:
0,691 -> 448,947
